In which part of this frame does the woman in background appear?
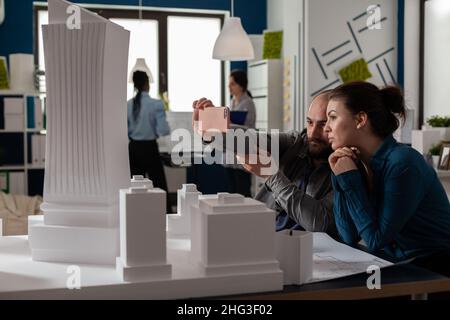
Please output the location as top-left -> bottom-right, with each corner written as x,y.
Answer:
127,70 -> 170,193
226,70 -> 257,196
229,70 -> 256,128
325,81 -> 450,275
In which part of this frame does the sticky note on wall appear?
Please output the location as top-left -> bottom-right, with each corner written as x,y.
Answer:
338,58 -> 372,83
263,31 -> 283,60
0,57 -> 9,90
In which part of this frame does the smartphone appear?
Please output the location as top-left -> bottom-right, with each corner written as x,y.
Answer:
198,107 -> 230,139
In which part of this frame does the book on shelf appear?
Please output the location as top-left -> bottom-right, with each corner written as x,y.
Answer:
27,97 -> 44,130
31,134 -> 46,166
0,171 -> 8,193
0,171 -> 26,195
3,97 -> 24,131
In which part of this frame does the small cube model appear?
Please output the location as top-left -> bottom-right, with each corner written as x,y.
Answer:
130,175 -> 153,189
167,184 -> 201,237
116,183 -> 172,282
191,193 -> 281,276
275,230 -> 313,285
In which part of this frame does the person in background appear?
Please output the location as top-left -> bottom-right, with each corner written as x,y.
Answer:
325,81 -> 450,275
229,70 -> 256,128
127,70 -> 170,193
226,70 -> 257,196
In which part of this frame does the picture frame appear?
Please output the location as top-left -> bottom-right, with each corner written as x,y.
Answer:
438,142 -> 450,170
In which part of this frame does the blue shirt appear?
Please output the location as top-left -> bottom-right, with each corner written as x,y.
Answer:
332,135 -> 450,260
127,92 -> 170,141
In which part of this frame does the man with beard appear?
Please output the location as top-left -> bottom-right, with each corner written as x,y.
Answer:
192,91 -> 337,236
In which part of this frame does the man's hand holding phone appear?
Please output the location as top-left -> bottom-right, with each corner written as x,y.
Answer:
192,98 -> 230,140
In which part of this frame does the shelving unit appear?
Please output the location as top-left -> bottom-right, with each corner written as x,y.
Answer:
247,60 -> 283,196
0,90 -> 46,195
247,59 -> 283,131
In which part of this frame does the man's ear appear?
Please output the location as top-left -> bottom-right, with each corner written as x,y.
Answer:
355,112 -> 368,129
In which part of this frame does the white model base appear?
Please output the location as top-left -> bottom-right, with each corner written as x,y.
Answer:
116,257 -> 172,282
0,235 -> 283,299
29,223 -> 118,265
196,260 -> 280,277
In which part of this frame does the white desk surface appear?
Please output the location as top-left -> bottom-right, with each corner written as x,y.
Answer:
0,233 -> 392,299
0,235 -> 282,299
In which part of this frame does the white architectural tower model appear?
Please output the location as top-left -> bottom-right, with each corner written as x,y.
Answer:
29,0 -> 130,264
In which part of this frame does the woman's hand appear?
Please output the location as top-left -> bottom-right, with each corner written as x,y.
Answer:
192,98 -> 215,134
329,147 -> 359,175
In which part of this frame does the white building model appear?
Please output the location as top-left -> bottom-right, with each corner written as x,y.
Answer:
117,183 -> 171,282
191,193 -> 281,276
167,184 -> 201,237
29,0 -> 130,264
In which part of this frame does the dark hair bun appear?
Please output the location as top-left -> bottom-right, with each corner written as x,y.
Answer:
379,86 -> 405,115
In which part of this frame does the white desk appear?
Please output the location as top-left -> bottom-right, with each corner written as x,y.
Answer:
0,232 -> 394,299
0,235 -> 282,299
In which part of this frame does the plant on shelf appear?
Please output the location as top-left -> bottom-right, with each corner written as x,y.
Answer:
429,143 -> 442,156
426,115 -> 450,128
429,143 -> 442,169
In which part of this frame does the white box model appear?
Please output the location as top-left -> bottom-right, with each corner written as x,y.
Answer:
28,0 -> 130,265
275,230 -> 313,285
130,175 -> 153,189
191,193 -> 280,276
167,184 -> 200,236
116,185 -> 171,282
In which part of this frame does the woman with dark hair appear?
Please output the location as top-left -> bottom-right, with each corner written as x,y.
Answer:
229,70 -> 256,128
226,70 -> 257,197
325,81 -> 450,274
127,70 -> 170,193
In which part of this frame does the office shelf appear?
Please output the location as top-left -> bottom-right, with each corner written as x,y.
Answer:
0,93 -> 46,195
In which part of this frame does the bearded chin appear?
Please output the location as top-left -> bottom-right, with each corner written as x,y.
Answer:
308,144 -> 333,159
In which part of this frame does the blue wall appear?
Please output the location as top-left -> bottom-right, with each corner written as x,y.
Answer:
0,0 -> 266,71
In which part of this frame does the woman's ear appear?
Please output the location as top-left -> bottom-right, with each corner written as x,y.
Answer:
355,112 -> 368,129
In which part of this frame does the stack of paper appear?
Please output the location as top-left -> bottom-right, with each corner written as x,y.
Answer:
308,233 -> 393,283
3,98 -> 24,131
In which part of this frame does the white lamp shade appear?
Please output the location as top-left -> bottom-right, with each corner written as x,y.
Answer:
212,17 -> 255,61
129,58 -> 154,83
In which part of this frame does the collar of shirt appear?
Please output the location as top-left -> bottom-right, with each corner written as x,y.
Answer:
370,135 -> 397,172
298,129 -> 309,160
